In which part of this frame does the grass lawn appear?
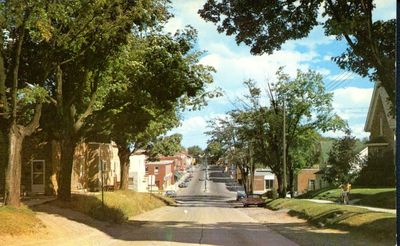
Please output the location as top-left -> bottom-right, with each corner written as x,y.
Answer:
267,198 -> 396,242
298,187 -> 395,209
0,205 -> 44,235
51,190 -> 174,223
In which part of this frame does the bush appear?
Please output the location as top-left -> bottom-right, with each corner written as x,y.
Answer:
356,149 -> 395,187
266,188 -> 279,199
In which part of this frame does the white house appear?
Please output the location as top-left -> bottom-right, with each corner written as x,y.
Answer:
128,150 -> 147,192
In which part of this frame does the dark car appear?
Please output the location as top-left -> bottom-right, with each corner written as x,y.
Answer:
241,194 -> 266,207
164,190 -> 177,198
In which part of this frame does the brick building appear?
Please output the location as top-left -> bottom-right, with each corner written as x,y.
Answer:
294,168 -> 319,195
146,160 -> 174,190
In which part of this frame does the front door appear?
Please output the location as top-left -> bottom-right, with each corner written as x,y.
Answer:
31,160 -> 45,193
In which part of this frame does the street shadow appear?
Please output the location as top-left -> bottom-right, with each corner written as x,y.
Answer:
30,203 -> 395,246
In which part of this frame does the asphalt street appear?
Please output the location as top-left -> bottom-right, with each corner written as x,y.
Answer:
127,165 -> 298,246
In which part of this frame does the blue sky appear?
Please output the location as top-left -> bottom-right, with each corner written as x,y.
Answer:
166,1 -> 395,149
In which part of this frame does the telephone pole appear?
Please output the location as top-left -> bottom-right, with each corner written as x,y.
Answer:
283,96 -> 287,197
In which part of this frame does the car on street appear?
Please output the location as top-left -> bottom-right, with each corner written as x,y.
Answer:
241,194 -> 266,207
178,182 -> 188,188
164,190 -> 177,198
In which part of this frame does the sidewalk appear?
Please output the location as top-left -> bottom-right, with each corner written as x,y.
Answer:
305,199 -> 396,214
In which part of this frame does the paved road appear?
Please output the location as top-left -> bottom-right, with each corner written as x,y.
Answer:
126,165 -> 298,246
2,165 -> 298,246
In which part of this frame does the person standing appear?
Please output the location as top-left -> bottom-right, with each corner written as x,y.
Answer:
339,182 -> 351,204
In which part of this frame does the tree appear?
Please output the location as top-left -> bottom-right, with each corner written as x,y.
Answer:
37,0 -> 171,201
324,130 -> 362,185
266,68 -> 345,196
187,145 -> 204,162
84,27 -> 216,190
199,1 -> 395,110
205,141 -> 223,165
206,69 -> 345,197
0,1 -> 56,206
148,134 -> 183,160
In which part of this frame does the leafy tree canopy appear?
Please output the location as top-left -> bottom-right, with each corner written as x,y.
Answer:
199,0 -> 395,109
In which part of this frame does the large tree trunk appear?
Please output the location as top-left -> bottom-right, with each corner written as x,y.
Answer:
276,174 -> 285,198
50,140 -> 61,195
118,146 -> 130,190
4,125 -> 23,206
57,138 -> 76,201
4,104 -> 42,206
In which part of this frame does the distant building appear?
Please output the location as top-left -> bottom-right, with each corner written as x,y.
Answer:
146,160 -> 174,190
128,150 -> 147,192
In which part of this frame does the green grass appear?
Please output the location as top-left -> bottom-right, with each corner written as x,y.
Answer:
267,199 -> 396,242
51,190 -> 174,223
301,187 -> 395,209
0,205 -> 44,235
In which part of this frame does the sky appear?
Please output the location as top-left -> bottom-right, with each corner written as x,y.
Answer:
165,0 -> 396,149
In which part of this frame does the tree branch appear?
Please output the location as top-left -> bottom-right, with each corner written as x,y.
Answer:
23,103 -> 43,137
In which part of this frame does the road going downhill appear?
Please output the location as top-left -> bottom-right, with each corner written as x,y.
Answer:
1,164 -> 298,246
127,164 -> 298,245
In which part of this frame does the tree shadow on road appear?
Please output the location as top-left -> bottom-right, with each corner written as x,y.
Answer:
27,203 -> 395,246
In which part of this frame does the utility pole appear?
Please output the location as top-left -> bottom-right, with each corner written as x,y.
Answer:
204,154 -> 208,192
283,96 -> 287,197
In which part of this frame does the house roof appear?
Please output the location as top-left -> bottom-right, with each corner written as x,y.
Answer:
146,160 -> 174,165
131,149 -> 147,156
364,83 -> 395,132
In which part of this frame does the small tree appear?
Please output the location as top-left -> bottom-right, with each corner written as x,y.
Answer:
324,130 -> 361,185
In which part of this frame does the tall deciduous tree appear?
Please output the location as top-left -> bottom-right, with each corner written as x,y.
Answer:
199,0 -> 395,110
0,1 -> 55,206
39,0 -> 171,201
84,27 -> 216,190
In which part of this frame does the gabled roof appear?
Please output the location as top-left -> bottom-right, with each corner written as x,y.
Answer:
364,83 -> 395,132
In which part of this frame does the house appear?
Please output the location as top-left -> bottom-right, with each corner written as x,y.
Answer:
128,150 -> 147,192
71,141 -> 121,192
294,168 -> 320,195
159,151 -> 192,172
146,160 -> 174,191
364,83 -> 395,157
253,168 -> 278,193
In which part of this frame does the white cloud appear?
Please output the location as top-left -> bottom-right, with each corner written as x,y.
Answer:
323,55 -> 332,61
373,0 -> 396,21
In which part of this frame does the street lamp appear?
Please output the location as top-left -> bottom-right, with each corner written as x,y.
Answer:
89,142 -> 105,209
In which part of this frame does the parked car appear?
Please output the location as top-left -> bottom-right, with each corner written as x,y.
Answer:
164,190 -> 177,198
241,194 -> 266,207
178,182 -> 188,188
236,191 -> 246,201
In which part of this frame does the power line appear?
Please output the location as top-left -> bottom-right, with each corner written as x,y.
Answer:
325,71 -> 352,89
327,72 -> 354,91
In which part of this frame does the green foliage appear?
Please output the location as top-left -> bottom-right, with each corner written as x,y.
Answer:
324,130 -> 362,185
356,149 -> 395,187
199,1 -> 395,108
207,68 -> 345,196
187,145 -> 204,158
148,133 -> 183,159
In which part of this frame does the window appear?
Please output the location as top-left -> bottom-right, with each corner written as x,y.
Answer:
308,180 -> 315,191
265,179 -> 274,189
155,166 -> 159,174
